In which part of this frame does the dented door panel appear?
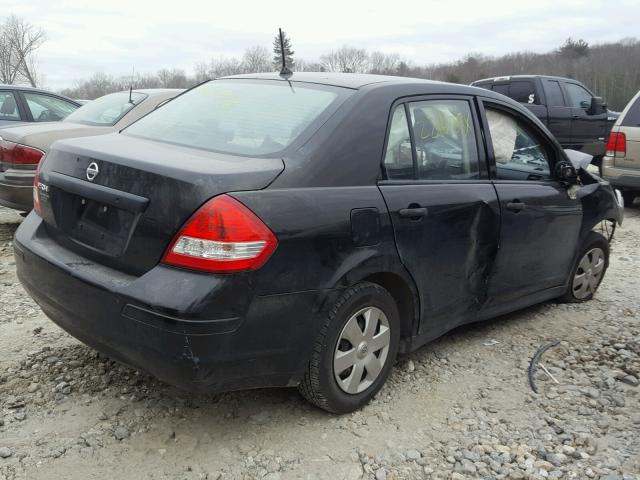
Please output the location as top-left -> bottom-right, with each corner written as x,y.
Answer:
379,182 -> 500,335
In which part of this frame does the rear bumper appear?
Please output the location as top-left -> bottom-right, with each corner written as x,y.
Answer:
15,213 -> 326,393
0,166 -> 34,211
602,159 -> 640,190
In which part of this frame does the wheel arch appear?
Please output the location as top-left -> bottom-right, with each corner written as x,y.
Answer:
359,271 -> 419,351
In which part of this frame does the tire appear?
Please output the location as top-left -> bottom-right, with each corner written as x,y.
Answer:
298,282 -> 400,413
558,231 -> 609,303
622,191 -> 636,207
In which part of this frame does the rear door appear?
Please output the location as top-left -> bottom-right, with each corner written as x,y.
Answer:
617,94 -> 640,169
378,96 -> 500,337
477,98 -> 582,309
542,78 -> 573,145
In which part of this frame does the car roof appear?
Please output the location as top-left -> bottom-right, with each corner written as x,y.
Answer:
128,88 -> 183,96
222,72 -> 443,90
0,84 -> 80,104
472,75 -> 578,84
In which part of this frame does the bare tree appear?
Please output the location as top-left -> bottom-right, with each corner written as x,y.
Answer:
0,15 -> 46,87
321,46 -> 369,73
243,45 -> 271,73
369,51 -> 401,74
156,68 -> 188,88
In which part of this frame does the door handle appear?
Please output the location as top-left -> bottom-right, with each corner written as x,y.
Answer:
506,201 -> 526,212
398,207 -> 429,219
572,114 -> 580,119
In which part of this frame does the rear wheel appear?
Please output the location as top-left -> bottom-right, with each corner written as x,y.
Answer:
298,282 -> 400,413
559,231 -> 609,303
622,191 -> 636,207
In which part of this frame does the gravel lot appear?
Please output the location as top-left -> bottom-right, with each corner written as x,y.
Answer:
0,205 -> 638,480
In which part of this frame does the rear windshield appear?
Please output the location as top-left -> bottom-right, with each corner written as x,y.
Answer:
123,79 -> 348,156
64,92 -> 147,126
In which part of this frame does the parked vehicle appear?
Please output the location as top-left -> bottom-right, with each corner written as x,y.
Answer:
14,73 -> 623,413
0,89 -> 182,211
602,90 -> 640,205
0,85 -> 80,127
471,75 -> 618,170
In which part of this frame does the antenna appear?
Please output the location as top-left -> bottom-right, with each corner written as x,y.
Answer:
128,66 -> 135,103
278,28 -> 292,76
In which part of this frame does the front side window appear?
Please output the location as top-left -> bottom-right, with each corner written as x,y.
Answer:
564,83 -> 593,109
125,80 -> 347,156
0,92 -> 21,120
486,107 -> 552,181
64,92 -> 147,126
383,106 -> 413,180
409,99 -> 479,180
23,93 -> 78,122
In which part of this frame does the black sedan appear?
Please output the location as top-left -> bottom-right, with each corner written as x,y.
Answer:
14,73 -> 623,413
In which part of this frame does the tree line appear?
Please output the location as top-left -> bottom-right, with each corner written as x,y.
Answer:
1,15 -> 638,111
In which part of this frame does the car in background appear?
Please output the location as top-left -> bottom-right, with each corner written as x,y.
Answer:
602,90 -> 640,205
0,85 -> 80,127
0,89 -> 182,211
14,73 -> 623,413
471,75 -> 617,170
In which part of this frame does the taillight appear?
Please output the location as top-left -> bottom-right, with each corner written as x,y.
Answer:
162,194 -> 278,273
33,160 -> 43,215
606,132 -> 626,157
0,140 -> 44,165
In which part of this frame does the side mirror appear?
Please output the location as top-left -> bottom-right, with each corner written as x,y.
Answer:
555,160 -> 578,184
588,96 -> 606,115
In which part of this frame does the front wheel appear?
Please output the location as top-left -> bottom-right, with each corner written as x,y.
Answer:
559,231 -> 609,303
298,282 -> 400,413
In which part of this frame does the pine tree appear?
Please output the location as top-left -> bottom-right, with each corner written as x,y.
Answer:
273,29 -> 295,71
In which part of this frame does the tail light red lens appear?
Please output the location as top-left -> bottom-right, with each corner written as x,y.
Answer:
33,160 -> 43,215
606,132 -> 626,157
0,140 -> 44,165
162,194 -> 278,273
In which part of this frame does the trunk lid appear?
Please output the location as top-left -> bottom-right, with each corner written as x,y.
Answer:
37,133 -> 284,275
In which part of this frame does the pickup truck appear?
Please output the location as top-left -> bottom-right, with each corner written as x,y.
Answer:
471,75 -> 618,168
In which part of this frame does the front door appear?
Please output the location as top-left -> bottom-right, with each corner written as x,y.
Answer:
479,99 -> 583,310
564,81 -> 608,155
378,97 -> 500,338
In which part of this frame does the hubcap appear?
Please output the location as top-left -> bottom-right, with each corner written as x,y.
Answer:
333,306 -> 391,394
572,247 -> 605,299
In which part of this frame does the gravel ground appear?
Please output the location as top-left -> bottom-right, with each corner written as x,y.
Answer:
0,204 -> 638,480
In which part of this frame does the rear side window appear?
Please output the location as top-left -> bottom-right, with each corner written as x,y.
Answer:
544,80 -> 566,107
383,106 -> 413,180
0,92 -> 21,121
409,100 -> 479,180
508,81 -> 537,104
490,81 -> 537,105
491,84 -> 510,96
485,107 -> 552,181
622,96 -> 640,127
124,80 -> 348,156
23,93 -> 78,122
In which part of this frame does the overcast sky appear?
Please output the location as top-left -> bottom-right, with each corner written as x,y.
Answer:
6,0 -> 640,90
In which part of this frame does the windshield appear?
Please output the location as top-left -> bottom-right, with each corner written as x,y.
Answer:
64,92 -> 147,126
123,80 -> 347,156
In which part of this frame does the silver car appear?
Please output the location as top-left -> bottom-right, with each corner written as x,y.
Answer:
602,90 -> 640,206
0,88 -> 182,211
